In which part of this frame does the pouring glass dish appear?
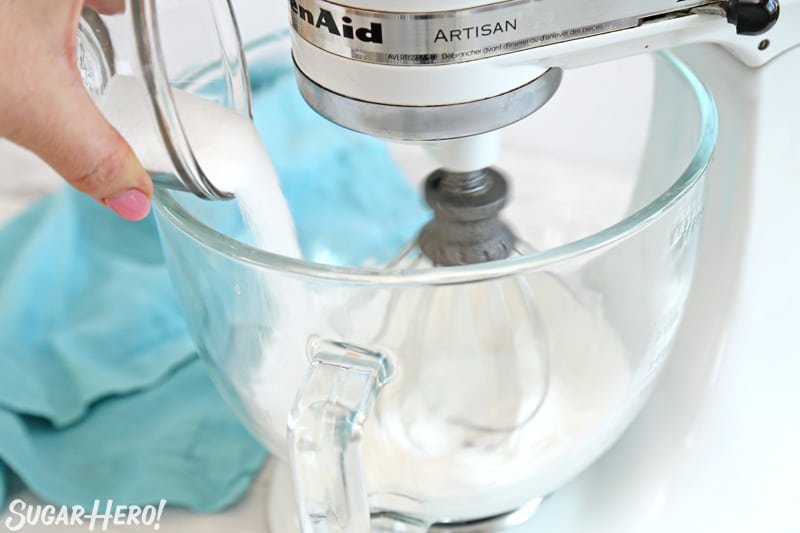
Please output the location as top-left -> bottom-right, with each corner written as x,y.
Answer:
149,33 -> 715,531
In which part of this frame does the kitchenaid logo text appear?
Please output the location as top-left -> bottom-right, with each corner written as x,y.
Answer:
4,499 -> 167,531
290,0 -> 384,43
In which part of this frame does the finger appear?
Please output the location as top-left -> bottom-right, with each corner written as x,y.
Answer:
84,0 -> 125,15
18,75 -> 153,221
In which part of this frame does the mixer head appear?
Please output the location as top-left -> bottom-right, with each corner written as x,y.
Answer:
294,60 -> 563,143
287,0 -> 779,266
289,0 -> 779,142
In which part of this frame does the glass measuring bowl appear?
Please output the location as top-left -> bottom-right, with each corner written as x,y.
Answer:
151,33 -> 716,532
77,0 -> 254,199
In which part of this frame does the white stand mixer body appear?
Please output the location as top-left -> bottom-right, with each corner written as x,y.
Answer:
290,0 -> 793,107
527,39 -> 800,533
283,1 -> 800,529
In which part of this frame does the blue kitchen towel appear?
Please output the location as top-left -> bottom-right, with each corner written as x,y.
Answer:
0,52 -> 429,511
0,191 -> 196,428
0,189 -> 266,511
0,361 -> 262,511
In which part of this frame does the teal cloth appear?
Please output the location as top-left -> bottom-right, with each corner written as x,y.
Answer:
0,56 -> 428,511
0,190 -> 265,511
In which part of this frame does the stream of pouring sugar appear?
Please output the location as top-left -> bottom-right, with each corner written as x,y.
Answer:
100,75 -> 301,258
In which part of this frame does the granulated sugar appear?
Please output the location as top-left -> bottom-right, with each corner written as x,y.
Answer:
101,75 -> 300,258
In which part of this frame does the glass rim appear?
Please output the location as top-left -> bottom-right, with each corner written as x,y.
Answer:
132,0 -> 248,199
153,44 -> 718,287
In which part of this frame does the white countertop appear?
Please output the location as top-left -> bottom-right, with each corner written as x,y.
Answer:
0,140 -> 60,224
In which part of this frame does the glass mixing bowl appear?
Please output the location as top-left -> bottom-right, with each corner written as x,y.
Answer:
152,32 -> 716,532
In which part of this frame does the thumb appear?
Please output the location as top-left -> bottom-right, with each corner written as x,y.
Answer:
12,73 -> 153,221
0,0 -> 152,220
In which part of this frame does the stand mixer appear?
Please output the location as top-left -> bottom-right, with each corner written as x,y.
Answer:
280,1 -> 799,530
74,0 -> 800,531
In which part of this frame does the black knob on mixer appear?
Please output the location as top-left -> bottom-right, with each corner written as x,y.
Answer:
418,168 -> 515,266
727,0 -> 780,35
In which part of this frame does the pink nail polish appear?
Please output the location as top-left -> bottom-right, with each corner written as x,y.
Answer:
103,189 -> 151,221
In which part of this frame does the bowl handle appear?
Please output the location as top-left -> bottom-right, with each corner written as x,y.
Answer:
287,339 -> 395,532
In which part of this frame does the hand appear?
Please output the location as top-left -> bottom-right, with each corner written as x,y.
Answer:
0,0 -> 152,221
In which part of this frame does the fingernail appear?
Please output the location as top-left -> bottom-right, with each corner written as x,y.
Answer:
103,189 -> 151,221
